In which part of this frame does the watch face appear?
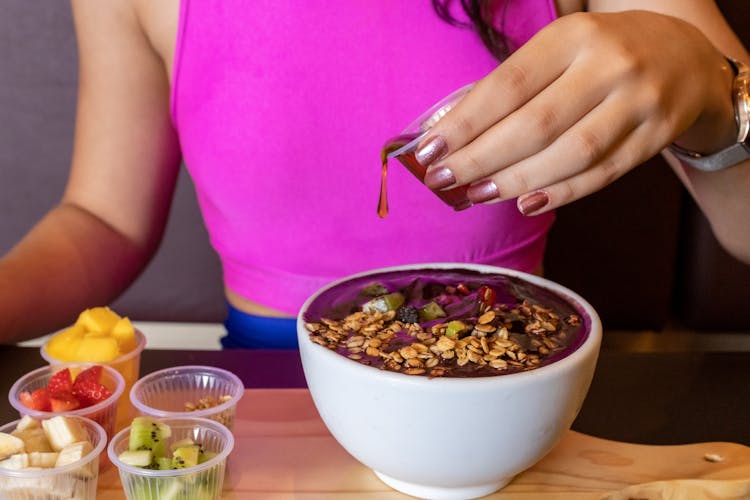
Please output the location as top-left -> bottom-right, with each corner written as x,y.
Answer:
730,58 -> 749,142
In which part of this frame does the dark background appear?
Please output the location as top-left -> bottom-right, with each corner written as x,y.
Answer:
1,1 -> 748,330
544,1 -> 750,331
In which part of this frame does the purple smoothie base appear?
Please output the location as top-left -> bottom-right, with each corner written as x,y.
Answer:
304,268 -> 590,372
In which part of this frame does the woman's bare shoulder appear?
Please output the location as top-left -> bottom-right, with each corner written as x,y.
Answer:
72,0 -> 179,79
132,0 -> 180,78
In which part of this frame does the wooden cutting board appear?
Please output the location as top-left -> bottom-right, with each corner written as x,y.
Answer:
95,389 -> 750,499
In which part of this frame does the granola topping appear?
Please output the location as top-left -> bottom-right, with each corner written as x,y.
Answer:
184,395 -> 234,427
304,269 -> 586,378
184,395 -> 232,412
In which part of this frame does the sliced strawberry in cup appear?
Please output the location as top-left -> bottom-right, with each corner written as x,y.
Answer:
74,365 -> 103,384
73,378 -> 113,407
72,365 -> 112,406
47,367 -> 74,397
19,387 -> 52,412
50,390 -> 81,412
17,364 -> 115,414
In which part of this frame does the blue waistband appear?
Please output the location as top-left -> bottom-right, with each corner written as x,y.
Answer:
221,303 -> 298,349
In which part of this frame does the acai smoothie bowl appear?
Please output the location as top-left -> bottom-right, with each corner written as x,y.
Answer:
297,263 -> 602,500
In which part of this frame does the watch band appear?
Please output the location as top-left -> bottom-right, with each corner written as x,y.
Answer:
668,57 -> 750,172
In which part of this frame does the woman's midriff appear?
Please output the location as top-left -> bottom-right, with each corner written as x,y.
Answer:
225,287 -> 295,319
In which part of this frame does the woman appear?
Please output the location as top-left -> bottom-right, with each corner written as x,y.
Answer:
0,0 -> 748,346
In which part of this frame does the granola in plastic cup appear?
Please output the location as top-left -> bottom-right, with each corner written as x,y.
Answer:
129,366 -> 243,431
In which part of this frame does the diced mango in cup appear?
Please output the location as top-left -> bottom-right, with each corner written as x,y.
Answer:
45,307 -> 136,363
43,307 -> 143,433
76,337 -> 120,363
111,318 -> 137,352
76,306 -> 121,334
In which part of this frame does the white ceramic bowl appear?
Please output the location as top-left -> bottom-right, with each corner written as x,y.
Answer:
297,263 -> 602,500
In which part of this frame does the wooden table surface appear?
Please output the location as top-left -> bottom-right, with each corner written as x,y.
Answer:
92,388 -> 750,499
1,346 -> 748,446
1,345 -> 749,498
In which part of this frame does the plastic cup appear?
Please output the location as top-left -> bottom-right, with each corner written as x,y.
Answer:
383,83 -> 475,210
107,417 -> 234,500
129,366 -> 243,431
8,363 -> 125,440
41,329 -> 147,430
0,415 -> 107,500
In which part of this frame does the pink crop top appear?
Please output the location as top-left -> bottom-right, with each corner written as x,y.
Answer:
172,0 -> 559,315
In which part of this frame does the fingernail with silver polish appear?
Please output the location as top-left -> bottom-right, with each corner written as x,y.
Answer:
518,190 -> 550,215
415,136 -> 448,166
466,180 -> 499,203
424,166 -> 456,190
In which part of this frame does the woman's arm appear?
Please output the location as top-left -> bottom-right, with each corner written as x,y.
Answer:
593,2 -> 750,263
416,1 -> 750,263
0,0 -> 181,342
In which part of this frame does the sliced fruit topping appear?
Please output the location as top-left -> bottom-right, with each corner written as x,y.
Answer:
50,392 -> 80,413
44,306 -> 137,362
76,306 -> 121,334
72,377 -> 112,407
118,449 -> 153,467
199,450 -> 217,464
42,415 -> 87,451
54,441 -> 93,468
119,418 -> 220,472
128,417 -> 171,459
11,427 -> 53,453
72,365 -> 102,384
111,317 -> 137,352
43,324 -> 85,362
28,451 -> 59,468
445,320 -> 468,338
0,416 -> 95,473
0,433 -> 26,460
418,301 -> 447,322
15,415 -> 41,432
395,305 -> 419,324
46,368 -> 74,398
169,438 -> 197,451
477,285 -> 496,307
0,453 -> 29,470
19,364 -> 114,413
154,456 -> 174,470
74,336 -> 119,363
19,388 -> 51,412
171,445 -> 200,469
360,282 -> 389,297
362,292 -> 405,313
